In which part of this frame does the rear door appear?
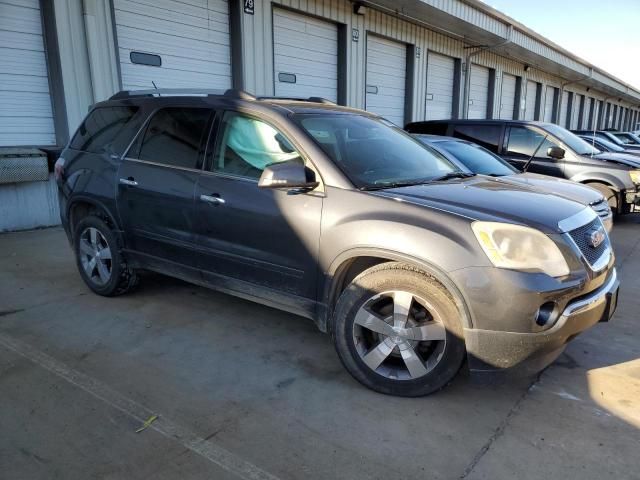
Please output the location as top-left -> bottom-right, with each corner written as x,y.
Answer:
503,125 -> 565,177
117,106 -> 213,267
194,110 -> 323,301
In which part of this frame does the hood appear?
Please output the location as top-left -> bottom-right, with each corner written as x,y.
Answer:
373,176 -> 587,234
499,173 -> 603,205
591,151 -> 640,168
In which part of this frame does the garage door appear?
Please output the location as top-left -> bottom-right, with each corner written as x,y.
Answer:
570,94 -> 582,130
523,80 -> 537,121
559,90 -> 569,127
499,73 -> 517,120
273,9 -> 337,102
584,97 -> 593,129
425,52 -> 455,120
113,0 -> 231,90
365,35 -> 406,125
0,0 -> 55,146
543,86 -> 555,122
468,64 -> 490,119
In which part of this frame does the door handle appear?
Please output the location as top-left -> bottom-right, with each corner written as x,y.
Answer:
119,178 -> 138,186
200,194 -> 225,205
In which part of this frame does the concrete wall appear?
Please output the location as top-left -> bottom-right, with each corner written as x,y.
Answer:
0,175 -> 60,232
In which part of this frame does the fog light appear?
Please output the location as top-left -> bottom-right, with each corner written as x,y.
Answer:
535,302 -> 556,327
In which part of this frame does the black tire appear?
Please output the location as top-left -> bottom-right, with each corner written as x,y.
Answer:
586,182 -> 618,215
73,215 -> 138,296
332,262 -> 466,397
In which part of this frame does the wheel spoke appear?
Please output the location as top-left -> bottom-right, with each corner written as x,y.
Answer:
362,340 -> 394,371
354,309 -> 394,336
404,322 -> 447,341
80,239 -> 95,256
99,247 -> 112,260
399,341 -> 428,378
96,260 -> 110,283
90,228 -> 98,248
84,257 -> 96,276
393,291 -> 413,328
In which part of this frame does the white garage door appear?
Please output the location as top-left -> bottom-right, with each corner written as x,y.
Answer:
583,97 -> 593,129
559,90 -> 569,127
570,94 -> 582,130
543,86 -> 555,122
0,0 -> 55,146
425,52 -> 455,120
273,9 -> 337,102
365,35 -> 406,126
524,80 -> 537,121
468,64 -> 490,119
499,73 -> 517,120
113,0 -> 231,90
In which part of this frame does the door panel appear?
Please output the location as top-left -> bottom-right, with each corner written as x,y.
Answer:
468,64 -> 490,119
499,73 -> 517,120
425,52 -> 455,120
365,35 -> 406,126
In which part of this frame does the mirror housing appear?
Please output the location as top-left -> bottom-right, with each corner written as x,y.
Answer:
547,146 -> 565,159
258,160 -> 319,191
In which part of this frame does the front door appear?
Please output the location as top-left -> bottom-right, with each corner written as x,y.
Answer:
503,126 -> 565,178
194,111 -> 323,301
117,107 -> 213,267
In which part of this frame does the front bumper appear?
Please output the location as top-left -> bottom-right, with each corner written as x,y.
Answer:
463,267 -> 619,374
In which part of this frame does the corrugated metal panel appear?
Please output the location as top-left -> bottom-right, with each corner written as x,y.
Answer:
570,94 -> 581,130
425,51 -> 455,120
499,73 -> 516,120
273,9 -> 338,102
524,80 -> 537,121
113,0 -> 231,90
468,64 -> 489,119
365,34 -> 406,125
559,90 -> 569,127
543,85 -> 555,122
0,0 -> 55,146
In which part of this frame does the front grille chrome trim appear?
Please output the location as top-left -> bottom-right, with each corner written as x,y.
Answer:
558,207 -> 597,233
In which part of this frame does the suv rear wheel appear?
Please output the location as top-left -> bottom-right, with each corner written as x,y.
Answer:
332,263 -> 466,396
74,215 -> 138,296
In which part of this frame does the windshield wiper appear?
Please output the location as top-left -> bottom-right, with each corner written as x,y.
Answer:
360,172 -> 475,191
430,172 -> 476,182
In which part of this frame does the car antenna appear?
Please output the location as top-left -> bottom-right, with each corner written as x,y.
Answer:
522,134 -> 548,172
151,81 -> 161,95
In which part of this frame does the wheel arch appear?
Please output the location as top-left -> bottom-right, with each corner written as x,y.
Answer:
67,195 -> 122,243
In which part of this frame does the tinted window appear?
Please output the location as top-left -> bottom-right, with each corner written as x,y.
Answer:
212,112 -> 302,179
506,127 -> 557,159
452,124 -> 502,153
137,108 -> 212,169
297,114 -> 457,189
540,124 -> 599,155
405,122 -> 448,135
437,140 -> 516,176
70,106 -> 138,153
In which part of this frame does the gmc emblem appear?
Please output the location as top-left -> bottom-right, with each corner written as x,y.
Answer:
586,227 -> 606,249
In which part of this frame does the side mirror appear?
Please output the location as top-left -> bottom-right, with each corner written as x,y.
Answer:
258,160 -> 319,191
547,146 -> 565,159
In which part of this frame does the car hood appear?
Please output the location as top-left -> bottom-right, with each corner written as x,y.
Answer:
496,173 -> 603,205
374,176 -> 587,234
590,151 -> 640,168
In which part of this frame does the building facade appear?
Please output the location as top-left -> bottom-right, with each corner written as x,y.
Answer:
2,0 -> 640,230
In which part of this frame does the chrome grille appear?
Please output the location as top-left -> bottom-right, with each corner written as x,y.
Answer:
590,199 -> 612,220
568,218 -> 610,267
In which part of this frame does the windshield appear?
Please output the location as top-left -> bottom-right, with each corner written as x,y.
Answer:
582,135 -> 624,152
614,132 -> 640,145
296,114 -> 460,188
433,140 -> 517,176
542,124 -> 600,155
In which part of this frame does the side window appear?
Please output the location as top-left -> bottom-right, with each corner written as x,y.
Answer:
70,106 -> 138,153
506,127 -> 557,159
212,112 -> 302,179
136,108 -> 212,169
452,124 -> 502,153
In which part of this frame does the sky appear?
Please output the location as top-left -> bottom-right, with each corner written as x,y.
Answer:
482,0 -> 640,89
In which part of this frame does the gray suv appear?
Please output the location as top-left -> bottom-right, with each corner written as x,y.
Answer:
56,90 -> 619,396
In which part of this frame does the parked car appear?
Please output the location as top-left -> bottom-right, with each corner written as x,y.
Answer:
612,131 -> 640,145
56,90 -> 618,397
577,134 -> 640,158
413,134 -> 613,232
406,120 -> 640,215
572,130 -> 640,151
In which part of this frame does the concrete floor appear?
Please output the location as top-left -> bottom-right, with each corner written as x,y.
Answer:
0,220 -> 639,480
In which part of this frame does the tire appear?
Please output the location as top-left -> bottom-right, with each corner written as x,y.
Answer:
586,183 -> 618,215
332,262 -> 466,397
73,215 -> 138,296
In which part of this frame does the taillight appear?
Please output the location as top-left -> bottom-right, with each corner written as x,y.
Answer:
54,156 -> 65,181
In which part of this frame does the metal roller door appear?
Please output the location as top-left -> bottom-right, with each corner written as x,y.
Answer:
543,86 -> 555,122
499,73 -> 517,120
523,80 -> 537,121
570,94 -> 581,130
425,52 -> 455,120
113,0 -> 231,90
0,0 -> 55,146
273,9 -> 338,102
584,97 -> 593,129
559,91 -> 569,127
365,35 -> 406,125
468,64 -> 490,119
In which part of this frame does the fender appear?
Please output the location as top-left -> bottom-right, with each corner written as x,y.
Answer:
569,171 -> 627,191
66,194 -> 123,241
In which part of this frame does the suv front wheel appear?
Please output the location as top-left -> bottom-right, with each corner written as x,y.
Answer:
332,263 -> 466,396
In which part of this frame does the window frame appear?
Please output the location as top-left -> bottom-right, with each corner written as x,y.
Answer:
504,125 -> 567,161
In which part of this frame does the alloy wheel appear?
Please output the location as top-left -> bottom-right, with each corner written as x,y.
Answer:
79,227 -> 112,286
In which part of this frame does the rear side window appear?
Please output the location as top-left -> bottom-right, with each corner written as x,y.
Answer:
70,106 -> 138,153
135,108 -> 212,169
452,124 -> 502,153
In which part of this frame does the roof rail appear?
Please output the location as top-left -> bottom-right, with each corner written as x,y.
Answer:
257,96 -> 336,105
108,88 -> 256,101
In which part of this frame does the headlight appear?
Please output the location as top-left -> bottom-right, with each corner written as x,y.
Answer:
629,170 -> 640,184
472,222 -> 570,277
